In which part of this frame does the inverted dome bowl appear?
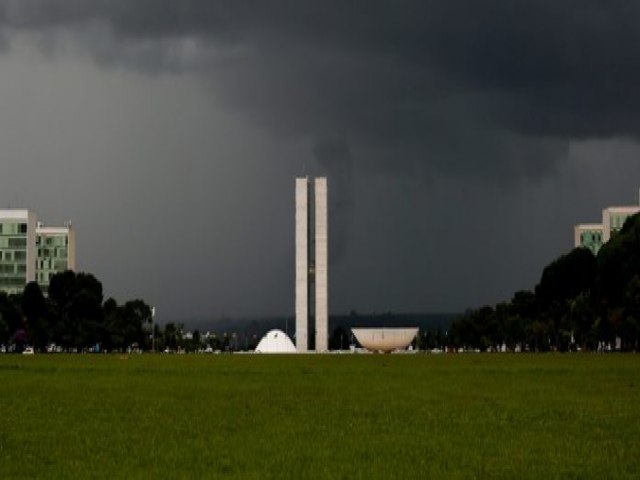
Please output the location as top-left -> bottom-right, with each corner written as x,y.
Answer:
351,327 -> 418,353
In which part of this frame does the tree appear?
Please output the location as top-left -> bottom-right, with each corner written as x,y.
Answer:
502,313 -> 525,351
526,320 -> 550,352
48,271 -> 104,349
0,292 -> 23,342
72,289 -> 105,348
536,247 -> 596,309
329,326 -> 350,350
533,248 -> 597,350
510,290 -> 537,321
624,275 -> 640,350
21,282 -> 49,350
0,313 -> 8,345
568,291 -> 596,350
596,213 -> 640,307
121,299 -> 152,349
103,297 -> 122,350
164,323 -> 178,350
595,213 -> 640,349
450,306 -> 498,350
446,213 -> 640,352
192,329 -> 201,350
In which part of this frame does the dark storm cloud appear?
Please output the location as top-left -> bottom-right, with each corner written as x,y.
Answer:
3,1 -> 640,157
312,137 -> 354,264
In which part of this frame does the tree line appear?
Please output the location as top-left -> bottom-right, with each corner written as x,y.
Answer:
0,270 -> 153,352
449,213 -> 640,352
0,269 -> 263,353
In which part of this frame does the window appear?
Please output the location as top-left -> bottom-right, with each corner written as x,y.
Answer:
8,237 -> 26,248
19,223 -> 27,234
0,276 -> 26,286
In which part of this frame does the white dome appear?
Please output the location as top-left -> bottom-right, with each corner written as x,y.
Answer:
255,329 -> 296,353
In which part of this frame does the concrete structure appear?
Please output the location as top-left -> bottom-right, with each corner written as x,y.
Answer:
574,193 -> 640,254
574,223 -> 604,256
602,206 -> 640,242
0,209 -> 38,294
351,328 -> 419,353
314,178 -> 328,352
295,178 -> 309,352
0,209 -> 75,295
255,329 -> 297,353
295,176 -> 328,352
36,223 -> 76,290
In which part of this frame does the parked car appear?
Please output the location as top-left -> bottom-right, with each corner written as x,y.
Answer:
22,346 -> 35,355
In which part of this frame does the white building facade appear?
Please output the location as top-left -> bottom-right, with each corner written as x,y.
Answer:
574,192 -> 640,254
0,209 -> 38,294
36,223 -> 76,289
314,177 -> 328,352
0,209 -> 76,295
295,178 -> 309,352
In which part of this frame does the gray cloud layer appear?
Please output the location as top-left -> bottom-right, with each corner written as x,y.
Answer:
1,1 -> 639,321
3,2 -> 639,166
3,2 -> 640,134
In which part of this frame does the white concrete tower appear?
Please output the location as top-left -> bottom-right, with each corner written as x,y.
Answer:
314,177 -> 328,352
295,177 -> 309,352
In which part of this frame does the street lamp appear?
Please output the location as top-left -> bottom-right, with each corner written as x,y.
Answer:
151,307 -> 156,352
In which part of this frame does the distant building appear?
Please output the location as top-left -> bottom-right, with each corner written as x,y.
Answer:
0,209 -> 38,295
601,206 -> 640,242
0,209 -> 76,295
36,223 -> 76,290
574,224 -> 604,256
574,191 -> 640,254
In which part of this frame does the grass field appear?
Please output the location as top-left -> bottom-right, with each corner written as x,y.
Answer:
1,353 -> 639,479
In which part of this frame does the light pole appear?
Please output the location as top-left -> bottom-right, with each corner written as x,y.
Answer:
151,307 -> 156,352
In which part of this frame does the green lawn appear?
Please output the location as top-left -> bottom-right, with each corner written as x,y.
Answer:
1,353 -> 639,478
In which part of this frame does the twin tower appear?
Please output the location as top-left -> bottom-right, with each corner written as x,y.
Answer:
295,177 -> 328,352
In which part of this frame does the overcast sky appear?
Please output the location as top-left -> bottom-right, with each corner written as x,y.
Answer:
1,1 -> 640,322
